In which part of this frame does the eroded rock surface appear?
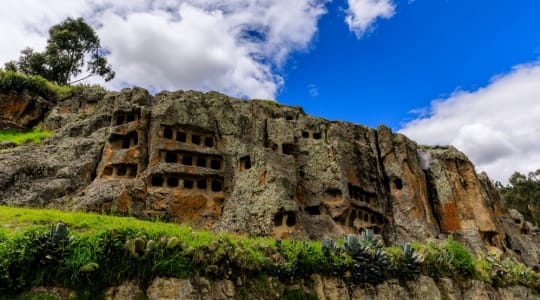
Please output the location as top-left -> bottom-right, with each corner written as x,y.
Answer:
1,87 -> 539,269
28,276 -> 540,300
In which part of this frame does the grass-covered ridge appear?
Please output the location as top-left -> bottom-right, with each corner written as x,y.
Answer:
0,70 -> 76,100
0,128 -> 53,145
1,206 -> 539,299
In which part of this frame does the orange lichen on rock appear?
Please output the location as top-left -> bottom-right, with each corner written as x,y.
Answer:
441,202 -> 461,232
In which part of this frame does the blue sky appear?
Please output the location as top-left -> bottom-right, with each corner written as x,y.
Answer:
1,0 -> 540,182
279,0 -> 540,129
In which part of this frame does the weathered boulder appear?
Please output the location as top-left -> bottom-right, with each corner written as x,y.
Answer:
0,90 -> 53,129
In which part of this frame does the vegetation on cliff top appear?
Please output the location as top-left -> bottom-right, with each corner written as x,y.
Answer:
0,206 -> 539,299
0,70 -> 76,100
498,169 -> 540,226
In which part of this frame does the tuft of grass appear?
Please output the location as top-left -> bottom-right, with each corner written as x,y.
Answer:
0,129 -> 53,145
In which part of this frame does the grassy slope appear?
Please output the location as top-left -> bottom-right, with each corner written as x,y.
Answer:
1,206 -> 540,299
0,129 -> 53,145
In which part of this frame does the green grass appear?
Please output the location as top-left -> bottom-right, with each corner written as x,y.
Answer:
1,206 -> 539,299
0,129 -> 53,145
0,70 -> 78,100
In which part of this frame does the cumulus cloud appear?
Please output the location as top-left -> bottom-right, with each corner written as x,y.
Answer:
0,0 -> 327,99
400,61 -> 540,183
345,0 -> 395,38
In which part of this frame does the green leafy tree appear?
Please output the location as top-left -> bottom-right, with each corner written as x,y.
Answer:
498,169 -> 540,225
4,17 -> 114,85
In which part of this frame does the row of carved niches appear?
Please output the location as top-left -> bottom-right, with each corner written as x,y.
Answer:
101,164 -> 138,179
334,205 -> 384,234
150,173 -> 224,193
348,184 -> 378,207
301,130 -> 322,140
114,110 -> 141,126
149,173 -> 226,224
159,150 -> 223,171
160,125 -> 215,148
109,131 -> 139,149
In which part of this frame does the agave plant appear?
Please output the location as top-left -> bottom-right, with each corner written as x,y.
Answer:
322,237 -> 334,253
392,243 -> 423,279
359,229 -> 383,249
340,232 -> 390,284
347,246 -> 388,284
344,234 -> 362,254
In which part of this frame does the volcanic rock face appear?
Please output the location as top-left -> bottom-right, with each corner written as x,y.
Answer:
1,88 -> 539,267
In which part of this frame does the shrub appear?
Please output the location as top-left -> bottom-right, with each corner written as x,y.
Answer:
0,70 -> 75,100
443,236 -> 474,277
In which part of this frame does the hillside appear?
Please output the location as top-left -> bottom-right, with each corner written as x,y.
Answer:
1,73 -> 540,299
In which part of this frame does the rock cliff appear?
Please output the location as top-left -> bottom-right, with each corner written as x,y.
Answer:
1,87 -> 539,269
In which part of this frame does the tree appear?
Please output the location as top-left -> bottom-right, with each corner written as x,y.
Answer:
4,17 -> 114,85
498,169 -> 540,225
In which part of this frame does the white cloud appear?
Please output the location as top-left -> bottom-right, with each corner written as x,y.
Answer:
0,0 -> 401,98
345,0 -> 395,38
308,83 -> 319,96
400,61 -> 540,183
0,0 -> 328,99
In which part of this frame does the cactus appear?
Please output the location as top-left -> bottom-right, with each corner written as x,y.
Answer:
79,262 -> 99,272
125,237 -> 147,258
146,239 -> 157,252
166,236 -> 179,249
134,237 -> 145,253
49,222 -> 69,245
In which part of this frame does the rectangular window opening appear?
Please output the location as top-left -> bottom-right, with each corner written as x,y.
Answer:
167,177 -> 179,187
182,156 -> 193,166
197,179 -> 207,190
184,180 -> 194,189
176,131 -> 186,142
117,166 -> 127,176
211,180 -> 223,192
196,157 -> 206,168
204,137 -> 214,147
210,159 -> 222,170
165,152 -> 177,163
282,143 -> 294,155
191,135 -> 201,145
151,175 -> 164,186
239,155 -> 251,171
163,127 -> 173,139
